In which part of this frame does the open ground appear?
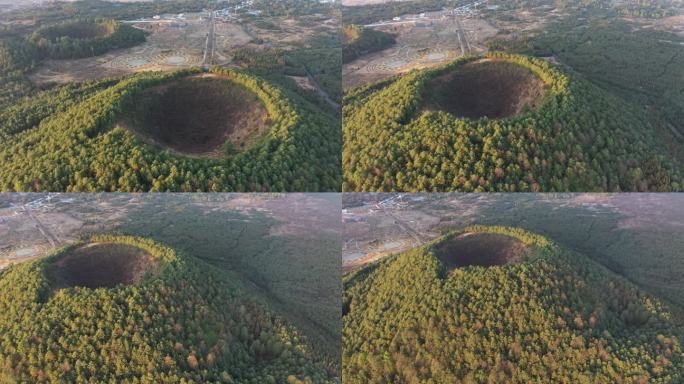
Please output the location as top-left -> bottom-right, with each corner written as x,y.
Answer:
342,2 -> 570,89
27,11 -> 334,86
343,9 -> 496,89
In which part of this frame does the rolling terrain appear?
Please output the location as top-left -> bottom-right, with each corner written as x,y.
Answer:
0,67 -> 340,192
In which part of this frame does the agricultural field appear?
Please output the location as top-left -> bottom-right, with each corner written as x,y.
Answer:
27,10 -> 337,88
342,10 -> 497,89
343,194 -> 684,382
0,193 -> 342,380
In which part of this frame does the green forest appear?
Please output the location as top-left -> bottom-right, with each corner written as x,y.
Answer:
342,25 -> 395,64
29,19 -> 146,60
112,196 -> 342,376
0,67 -> 340,192
0,235 -> 337,384
0,0 -> 341,192
343,226 -> 684,383
533,18 -> 684,163
343,53 -> 682,192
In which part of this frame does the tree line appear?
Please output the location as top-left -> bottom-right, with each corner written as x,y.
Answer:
342,25 -> 395,64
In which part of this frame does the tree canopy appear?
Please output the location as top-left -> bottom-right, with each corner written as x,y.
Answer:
342,25 -> 395,64
343,53 -> 681,192
29,18 -> 146,60
0,67 -> 341,192
0,235 -> 336,384
343,226 -> 684,383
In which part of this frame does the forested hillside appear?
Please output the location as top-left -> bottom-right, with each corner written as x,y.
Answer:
29,19 -> 146,60
343,53 -> 681,192
343,226 -> 684,383
342,25 -> 395,64
0,0 -> 341,192
0,67 -> 341,192
0,235 -> 336,383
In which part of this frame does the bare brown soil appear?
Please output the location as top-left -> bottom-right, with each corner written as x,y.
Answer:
46,243 -> 159,289
424,60 -> 547,119
434,232 -> 528,269
121,75 -> 269,157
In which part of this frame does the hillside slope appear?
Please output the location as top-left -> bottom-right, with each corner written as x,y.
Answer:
343,53 -> 682,192
0,67 -> 341,192
343,226 -> 684,383
0,235 -> 336,383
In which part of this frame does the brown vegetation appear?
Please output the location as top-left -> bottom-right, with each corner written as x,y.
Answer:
46,243 -> 159,289
434,232 -> 528,269
424,60 -> 547,119
122,75 -> 269,157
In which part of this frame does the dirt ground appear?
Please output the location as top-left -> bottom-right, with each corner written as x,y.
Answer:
287,75 -> 317,91
0,195 -> 143,268
343,10 -> 498,89
27,13 -> 245,85
47,242 -> 159,289
434,232 -> 528,269
342,195 -> 456,272
27,11 -> 338,86
120,75 -> 269,157
342,5 -> 571,90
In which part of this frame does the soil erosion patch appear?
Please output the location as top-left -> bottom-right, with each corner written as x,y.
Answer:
123,76 -> 269,157
435,232 -> 529,269
47,243 -> 159,289
424,60 -> 547,119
